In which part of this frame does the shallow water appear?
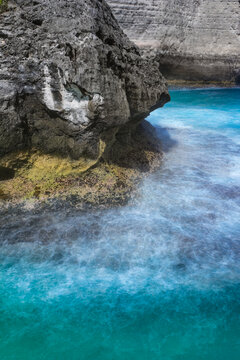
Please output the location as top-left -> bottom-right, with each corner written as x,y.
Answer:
0,89 -> 240,360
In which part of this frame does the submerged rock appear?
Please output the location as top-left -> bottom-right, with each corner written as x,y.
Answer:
108,0 -> 240,84
0,0 -> 169,205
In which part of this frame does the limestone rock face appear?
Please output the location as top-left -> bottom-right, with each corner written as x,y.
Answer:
108,0 -> 240,83
0,0 -> 169,160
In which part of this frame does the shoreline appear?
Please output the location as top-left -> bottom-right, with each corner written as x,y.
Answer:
1,85 -> 237,213
167,80 -> 239,90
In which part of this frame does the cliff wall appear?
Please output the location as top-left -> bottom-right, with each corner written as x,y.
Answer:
108,0 -> 240,83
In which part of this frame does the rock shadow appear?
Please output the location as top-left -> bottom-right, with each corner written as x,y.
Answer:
0,166 -> 15,181
154,125 -> 178,152
107,120 -> 178,172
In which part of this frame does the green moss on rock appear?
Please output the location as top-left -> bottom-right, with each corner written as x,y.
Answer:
0,122 -> 163,208
0,0 -> 8,13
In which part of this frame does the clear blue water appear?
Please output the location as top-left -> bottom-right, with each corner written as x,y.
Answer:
0,88 -> 240,360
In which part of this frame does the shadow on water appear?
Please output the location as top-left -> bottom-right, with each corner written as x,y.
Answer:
108,120 -> 178,172
155,125 -> 178,152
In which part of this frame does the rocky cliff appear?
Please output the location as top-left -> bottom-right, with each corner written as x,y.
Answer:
108,0 -> 240,83
0,0 -> 169,160
0,0 -> 169,205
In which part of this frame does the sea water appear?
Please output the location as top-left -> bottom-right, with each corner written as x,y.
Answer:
0,89 -> 240,360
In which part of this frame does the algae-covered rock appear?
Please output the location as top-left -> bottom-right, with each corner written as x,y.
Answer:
0,0 -> 8,13
0,121 -> 163,207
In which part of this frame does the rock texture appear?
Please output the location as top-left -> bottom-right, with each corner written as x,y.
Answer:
108,0 -> 240,83
0,0 -> 169,163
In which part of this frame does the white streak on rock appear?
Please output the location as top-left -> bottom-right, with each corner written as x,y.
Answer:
43,65 -> 55,110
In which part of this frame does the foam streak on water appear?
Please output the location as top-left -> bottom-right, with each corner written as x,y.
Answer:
0,89 -> 240,359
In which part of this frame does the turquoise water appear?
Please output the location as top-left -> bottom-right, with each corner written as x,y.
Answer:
0,89 -> 240,359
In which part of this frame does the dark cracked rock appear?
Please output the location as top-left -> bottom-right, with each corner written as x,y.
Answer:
0,0 -> 169,162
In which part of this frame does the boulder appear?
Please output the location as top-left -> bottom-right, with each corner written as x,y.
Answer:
0,0 -> 169,163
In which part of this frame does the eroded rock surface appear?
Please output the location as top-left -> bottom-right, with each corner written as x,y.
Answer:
108,0 -> 240,83
0,0 -> 169,162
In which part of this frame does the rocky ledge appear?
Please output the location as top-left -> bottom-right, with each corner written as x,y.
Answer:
0,0 -> 169,207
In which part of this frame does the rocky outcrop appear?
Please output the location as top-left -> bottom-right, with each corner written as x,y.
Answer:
108,0 -> 240,83
0,0 -> 169,162
0,0 -> 169,205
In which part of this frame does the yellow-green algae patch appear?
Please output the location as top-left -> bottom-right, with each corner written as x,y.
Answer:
0,123 -> 163,206
0,150 -> 100,199
0,0 -> 8,13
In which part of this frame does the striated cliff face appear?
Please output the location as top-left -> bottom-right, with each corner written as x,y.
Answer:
108,0 -> 240,83
0,0 -> 169,162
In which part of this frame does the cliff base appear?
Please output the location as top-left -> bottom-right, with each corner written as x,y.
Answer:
0,121 -> 162,210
